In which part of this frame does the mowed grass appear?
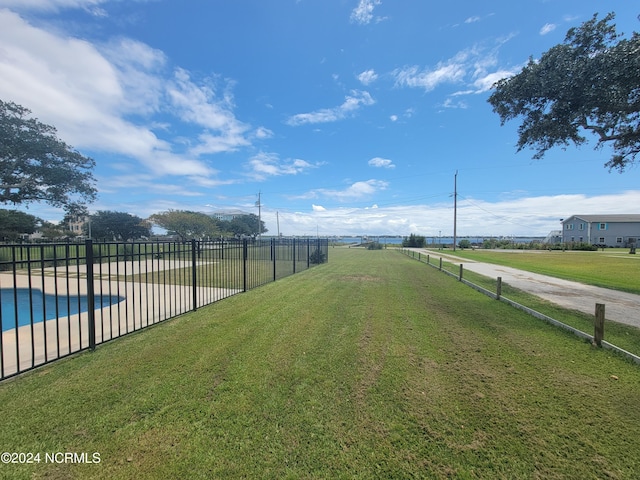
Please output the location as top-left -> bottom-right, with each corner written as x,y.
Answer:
405,250 -> 640,356
437,248 -> 640,294
463,267 -> 640,357
1,248 -> 640,479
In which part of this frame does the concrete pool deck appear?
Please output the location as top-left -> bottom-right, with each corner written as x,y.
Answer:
0,259 -> 241,378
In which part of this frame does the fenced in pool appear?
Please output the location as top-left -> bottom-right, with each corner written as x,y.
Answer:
0,237 -> 329,380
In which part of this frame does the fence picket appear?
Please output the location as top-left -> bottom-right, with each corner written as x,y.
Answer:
0,238 -> 328,381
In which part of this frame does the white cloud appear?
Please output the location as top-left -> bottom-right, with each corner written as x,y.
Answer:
470,68 -> 520,92
442,98 -> 468,109
357,69 -> 378,85
295,179 -> 389,202
462,13 -> 494,25
260,191 -> 640,237
286,90 -> 375,126
368,157 -> 395,168
254,126 -> 274,139
0,9 -> 260,180
246,152 -> 318,181
393,63 -> 465,91
392,50 -> 471,91
394,38 -> 523,99
0,0 -> 107,12
540,23 -> 557,35
168,68 -> 251,155
100,37 -> 167,115
0,10 -> 120,118
350,0 -> 382,25
99,174 -> 210,197
389,115 -> 398,122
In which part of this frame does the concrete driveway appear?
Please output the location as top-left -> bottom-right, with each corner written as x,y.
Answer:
410,249 -> 640,329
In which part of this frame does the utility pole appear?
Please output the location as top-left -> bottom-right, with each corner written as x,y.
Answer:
276,211 -> 280,237
256,191 -> 262,240
453,170 -> 458,252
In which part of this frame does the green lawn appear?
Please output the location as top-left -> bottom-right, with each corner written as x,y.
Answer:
404,249 -> 640,356
1,248 -> 640,479
431,248 -> 640,294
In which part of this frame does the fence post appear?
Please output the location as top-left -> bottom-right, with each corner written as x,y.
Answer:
191,239 -> 198,311
459,264 -> 463,281
85,239 -> 96,351
496,277 -> 502,300
272,238 -> 277,281
427,254 -> 429,265
292,238 -> 296,274
439,257 -> 442,271
593,303 -> 605,347
243,238 -> 248,292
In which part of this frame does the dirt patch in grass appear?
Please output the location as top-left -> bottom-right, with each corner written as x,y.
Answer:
339,274 -> 383,282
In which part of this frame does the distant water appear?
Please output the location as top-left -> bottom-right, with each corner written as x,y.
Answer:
333,236 -> 544,245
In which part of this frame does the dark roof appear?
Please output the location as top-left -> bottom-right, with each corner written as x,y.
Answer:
564,214 -> 640,223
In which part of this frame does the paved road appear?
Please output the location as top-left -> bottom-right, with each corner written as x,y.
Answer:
410,249 -> 640,329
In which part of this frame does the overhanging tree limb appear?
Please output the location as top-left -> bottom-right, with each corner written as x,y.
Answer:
488,13 -> 640,172
0,99 -> 97,209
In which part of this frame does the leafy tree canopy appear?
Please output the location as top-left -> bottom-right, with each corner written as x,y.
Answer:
38,221 -> 69,241
488,13 -> 640,171
0,209 -> 41,240
0,100 -> 97,210
149,210 -> 220,241
89,210 -> 151,241
402,234 -> 425,248
224,214 -> 268,237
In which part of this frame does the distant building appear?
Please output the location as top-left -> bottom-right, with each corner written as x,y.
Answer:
561,215 -> 640,247
543,230 -> 562,244
210,210 -> 248,222
66,215 -> 88,236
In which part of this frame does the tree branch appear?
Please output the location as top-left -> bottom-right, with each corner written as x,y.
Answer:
579,119 -> 632,143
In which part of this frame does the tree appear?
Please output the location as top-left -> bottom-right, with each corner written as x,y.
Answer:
226,214 -> 268,237
402,234 -> 425,248
89,211 -> 151,241
38,221 -> 68,241
488,13 -> 640,171
458,239 -> 472,249
0,100 -> 97,210
148,210 -> 220,241
0,209 -> 40,240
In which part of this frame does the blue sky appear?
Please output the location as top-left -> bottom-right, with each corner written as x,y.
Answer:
1,0 -> 638,237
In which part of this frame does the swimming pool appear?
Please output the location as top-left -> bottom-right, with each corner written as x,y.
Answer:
0,288 -> 125,332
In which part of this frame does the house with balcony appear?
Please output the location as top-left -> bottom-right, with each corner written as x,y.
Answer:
210,210 -> 248,222
561,214 -> 640,247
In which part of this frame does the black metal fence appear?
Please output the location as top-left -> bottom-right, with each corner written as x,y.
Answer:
0,237 -> 329,380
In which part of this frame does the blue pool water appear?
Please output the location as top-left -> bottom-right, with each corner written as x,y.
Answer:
0,288 -> 125,332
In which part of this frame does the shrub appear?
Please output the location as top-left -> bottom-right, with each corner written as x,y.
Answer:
402,234 -> 426,248
309,248 -> 326,264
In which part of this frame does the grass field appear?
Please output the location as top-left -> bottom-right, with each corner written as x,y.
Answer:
403,248 -> 640,356
1,248 -> 640,479
431,248 -> 640,294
